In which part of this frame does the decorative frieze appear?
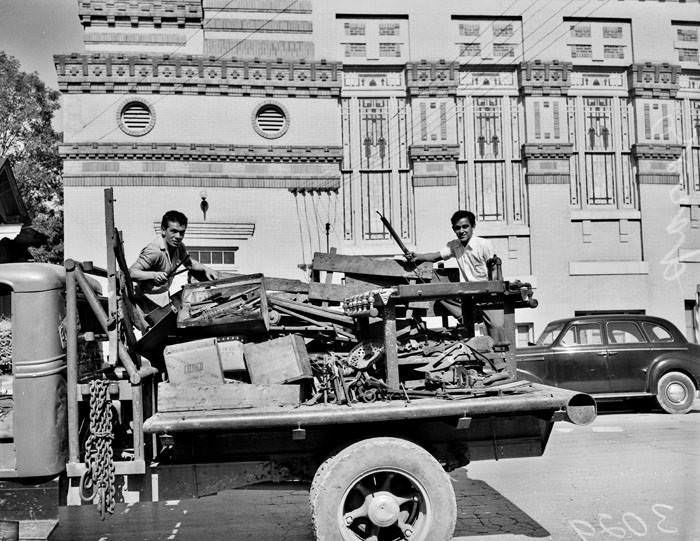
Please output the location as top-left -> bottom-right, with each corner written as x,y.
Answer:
631,143 -> 683,160
628,63 -> 681,99
59,143 -> 344,163
203,18 -> 313,34
459,71 -> 517,90
678,74 -> 700,91
406,61 -> 459,97
54,54 -> 341,97
522,143 -> 574,159
64,175 -> 340,190
408,145 -> 460,161
343,71 -> 404,90
78,0 -> 203,27
204,39 -> 315,62
202,0 -> 313,14
569,71 -> 626,90
519,60 -> 572,96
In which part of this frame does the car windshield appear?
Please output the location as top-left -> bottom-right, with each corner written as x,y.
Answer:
536,323 -> 565,346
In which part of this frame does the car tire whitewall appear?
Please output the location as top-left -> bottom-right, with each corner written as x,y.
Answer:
656,371 -> 696,414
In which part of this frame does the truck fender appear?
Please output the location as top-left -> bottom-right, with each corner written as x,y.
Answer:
646,356 -> 698,393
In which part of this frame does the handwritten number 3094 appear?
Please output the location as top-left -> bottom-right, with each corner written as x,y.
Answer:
569,504 -> 678,539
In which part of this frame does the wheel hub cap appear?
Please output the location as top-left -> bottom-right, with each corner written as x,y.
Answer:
367,491 -> 400,527
666,382 -> 687,404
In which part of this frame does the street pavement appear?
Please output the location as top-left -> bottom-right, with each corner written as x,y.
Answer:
51,399 -> 700,541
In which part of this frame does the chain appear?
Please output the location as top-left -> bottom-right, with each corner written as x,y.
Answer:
79,378 -> 116,519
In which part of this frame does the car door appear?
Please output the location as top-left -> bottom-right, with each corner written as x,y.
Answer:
551,321 -> 612,393
605,320 -> 653,393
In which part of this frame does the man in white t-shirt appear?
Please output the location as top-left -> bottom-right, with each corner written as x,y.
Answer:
407,210 -> 505,343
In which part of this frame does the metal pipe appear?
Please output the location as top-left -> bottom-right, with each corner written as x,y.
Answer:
65,261 -> 80,464
73,264 -> 141,385
143,385 -> 596,434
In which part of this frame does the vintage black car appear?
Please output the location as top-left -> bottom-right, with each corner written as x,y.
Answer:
516,314 -> 700,414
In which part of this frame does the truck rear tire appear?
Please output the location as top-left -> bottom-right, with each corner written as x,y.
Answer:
656,371 -> 696,414
309,437 -> 456,541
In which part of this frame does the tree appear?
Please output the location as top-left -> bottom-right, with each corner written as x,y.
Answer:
0,52 -> 62,263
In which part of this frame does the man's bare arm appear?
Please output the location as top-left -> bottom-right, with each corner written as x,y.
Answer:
406,251 -> 443,264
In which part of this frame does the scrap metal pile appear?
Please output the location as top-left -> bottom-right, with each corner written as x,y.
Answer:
144,251 -> 535,407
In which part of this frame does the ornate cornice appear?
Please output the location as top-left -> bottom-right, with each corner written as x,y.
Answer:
65,175 -> 340,189
59,143 -> 344,163
631,143 -> 683,160
78,0 -> 203,27
519,60 -> 572,96
53,54 -> 342,98
628,63 -> 681,99
408,144 -> 460,161
406,61 -> 459,97
522,143 -> 574,159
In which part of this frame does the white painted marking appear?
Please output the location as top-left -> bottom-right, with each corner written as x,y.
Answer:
183,509 -> 188,514
591,426 -> 623,432
165,500 -> 180,506
175,522 -> 182,528
556,427 -> 574,433
167,536 -> 176,540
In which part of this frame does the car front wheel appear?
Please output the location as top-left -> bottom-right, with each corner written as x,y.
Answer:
656,371 -> 696,414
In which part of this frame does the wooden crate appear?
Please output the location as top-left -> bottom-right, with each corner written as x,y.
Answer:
178,274 -> 269,336
243,334 -> 312,385
164,338 -> 224,385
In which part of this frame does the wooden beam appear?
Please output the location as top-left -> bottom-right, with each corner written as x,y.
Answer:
157,382 -> 301,412
393,281 -> 505,302
311,252 -> 433,279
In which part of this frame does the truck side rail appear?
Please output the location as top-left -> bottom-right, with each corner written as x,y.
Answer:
143,383 -> 596,434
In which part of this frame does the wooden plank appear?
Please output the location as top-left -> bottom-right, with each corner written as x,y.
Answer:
218,273 -> 310,293
157,382 -> 301,412
307,282 -> 372,303
394,281 -> 505,302
311,252 -> 433,279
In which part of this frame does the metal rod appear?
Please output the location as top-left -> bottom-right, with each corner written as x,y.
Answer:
143,385 -> 596,433
73,264 -> 141,385
65,261 -> 80,464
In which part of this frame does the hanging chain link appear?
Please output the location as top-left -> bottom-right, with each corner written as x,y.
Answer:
79,378 -> 116,519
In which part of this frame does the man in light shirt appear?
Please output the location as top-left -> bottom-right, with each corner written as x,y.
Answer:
407,210 -> 505,343
129,210 -> 218,310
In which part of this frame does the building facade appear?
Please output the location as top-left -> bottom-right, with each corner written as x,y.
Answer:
57,0 -> 700,344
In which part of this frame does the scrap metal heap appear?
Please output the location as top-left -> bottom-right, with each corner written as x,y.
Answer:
150,250 -> 538,406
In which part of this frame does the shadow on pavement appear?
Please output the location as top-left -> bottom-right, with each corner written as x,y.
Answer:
51,474 -> 548,540
451,470 -> 550,539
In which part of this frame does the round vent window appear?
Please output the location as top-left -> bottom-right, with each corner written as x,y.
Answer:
118,100 -> 155,136
253,102 -> 289,139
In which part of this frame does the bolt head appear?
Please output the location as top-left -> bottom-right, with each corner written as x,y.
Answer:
344,514 -> 354,526
404,527 -> 414,537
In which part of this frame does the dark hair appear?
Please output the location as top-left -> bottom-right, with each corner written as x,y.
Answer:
161,210 -> 188,229
450,210 -> 475,227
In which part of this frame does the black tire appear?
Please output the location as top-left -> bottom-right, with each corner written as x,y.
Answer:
310,437 -> 456,541
656,371 -> 696,414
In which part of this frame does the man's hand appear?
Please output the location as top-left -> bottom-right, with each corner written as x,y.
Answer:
203,267 -> 220,281
404,251 -> 417,264
152,271 -> 168,286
